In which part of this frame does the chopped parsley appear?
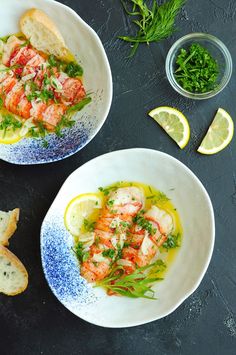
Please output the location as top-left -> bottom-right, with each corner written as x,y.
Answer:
102,248 -> 116,259
0,114 -> 22,137
98,184 -> 121,196
65,62 -> 83,77
174,43 -> 219,93
48,54 -> 62,68
107,199 -> 115,207
48,55 -> 84,78
0,97 -> 3,109
83,219 -> 96,232
133,211 -> 157,236
162,233 -> 181,250
74,242 -> 89,262
123,241 -> 131,248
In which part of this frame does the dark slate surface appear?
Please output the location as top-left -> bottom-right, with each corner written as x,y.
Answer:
1,0 -> 236,354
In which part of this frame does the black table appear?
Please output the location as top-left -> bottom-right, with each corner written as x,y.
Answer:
1,1 -> 236,354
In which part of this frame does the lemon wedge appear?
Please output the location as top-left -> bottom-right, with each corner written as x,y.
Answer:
0,129 -> 22,144
149,106 -> 190,149
198,108 -> 234,155
64,193 -> 102,236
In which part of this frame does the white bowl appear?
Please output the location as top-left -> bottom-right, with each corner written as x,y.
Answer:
41,149 -> 215,327
0,0 -> 112,164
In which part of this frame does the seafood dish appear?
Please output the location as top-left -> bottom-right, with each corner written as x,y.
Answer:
0,9 -> 91,145
65,182 -> 182,299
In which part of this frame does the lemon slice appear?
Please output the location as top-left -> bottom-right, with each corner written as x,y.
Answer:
64,193 -> 102,236
198,108 -> 234,155
0,128 -> 22,144
149,106 -> 190,149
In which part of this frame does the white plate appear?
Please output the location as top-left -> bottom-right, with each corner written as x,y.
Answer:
41,148 -> 215,327
0,0 -> 112,164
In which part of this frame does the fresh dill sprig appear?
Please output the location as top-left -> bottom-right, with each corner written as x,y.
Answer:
119,0 -> 186,56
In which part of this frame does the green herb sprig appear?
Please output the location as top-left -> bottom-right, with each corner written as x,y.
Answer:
174,43 -> 219,93
95,259 -> 166,299
119,0 -> 186,57
67,97 -> 92,114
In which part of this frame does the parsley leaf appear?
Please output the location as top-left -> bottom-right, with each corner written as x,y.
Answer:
65,62 -> 83,77
102,249 -> 116,259
83,219 -> 96,232
133,211 -> 157,235
74,242 -> 90,262
162,233 -> 181,250
0,114 -> 22,137
174,43 -> 219,93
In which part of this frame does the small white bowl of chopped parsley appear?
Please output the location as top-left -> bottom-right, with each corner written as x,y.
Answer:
165,33 -> 232,99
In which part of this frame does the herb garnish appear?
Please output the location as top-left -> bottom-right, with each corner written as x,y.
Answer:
83,219 -> 96,232
48,55 -> 84,78
65,62 -> 83,77
162,233 -> 181,250
119,0 -> 186,57
67,97 -> 92,114
133,210 -> 157,235
74,242 -> 89,262
54,115 -> 76,137
0,114 -> 22,137
102,248 -> 116,259
146,191 -> 170,204
174,43 -> 219,93
95,260 -> 166,299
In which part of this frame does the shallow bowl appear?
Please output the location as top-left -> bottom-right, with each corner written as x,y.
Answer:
41,148 -> 215,328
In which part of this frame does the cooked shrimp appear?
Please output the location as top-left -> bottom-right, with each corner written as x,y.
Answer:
80,187 -> 144,282
118,206 -> 173,270
0,35 -> 87,131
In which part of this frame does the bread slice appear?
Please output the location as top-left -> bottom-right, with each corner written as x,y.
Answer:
20,8 -> 73,61
0,245 -> 28,295
0,208 -> 20,246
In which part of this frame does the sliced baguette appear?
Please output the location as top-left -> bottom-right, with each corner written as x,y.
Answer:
0,208 -> 20,246
0,245 -> 28,295
20,8 -> 73,61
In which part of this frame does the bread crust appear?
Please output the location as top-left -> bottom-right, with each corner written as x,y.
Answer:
0,245 -> 28,296
0,208 -> 20,246
20,8 -> 66,45
19,8 -> 72,61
